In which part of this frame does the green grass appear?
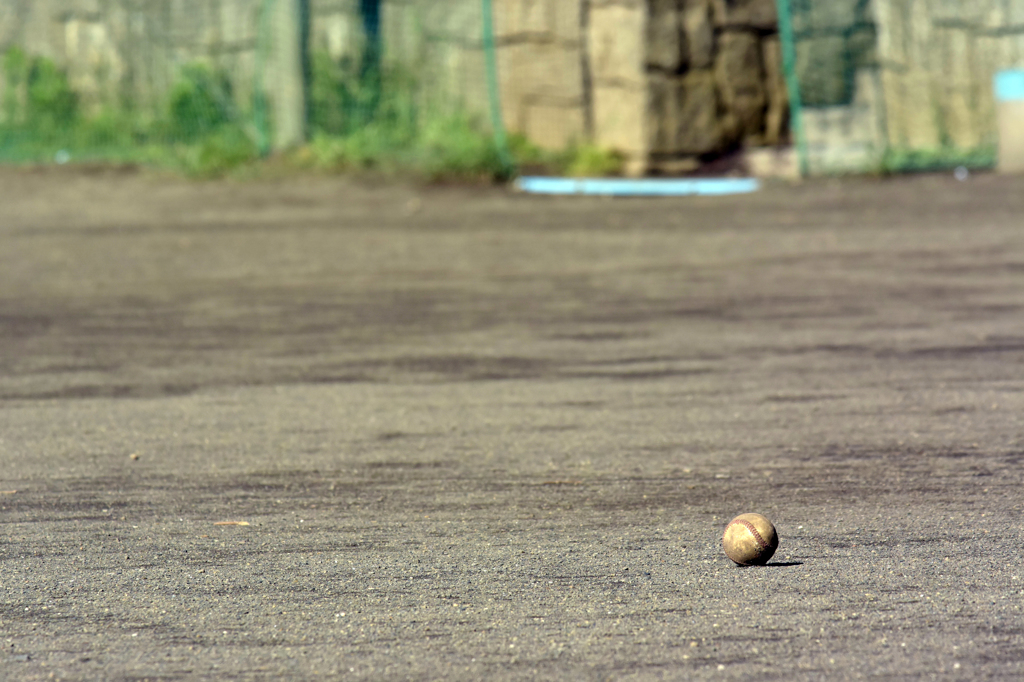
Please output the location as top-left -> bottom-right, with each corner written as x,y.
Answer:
302,52 -> 512,181
0,47 -> 628,182
0,48 -> 513,180
301,114 -> 508,181
507,135 -> 625,177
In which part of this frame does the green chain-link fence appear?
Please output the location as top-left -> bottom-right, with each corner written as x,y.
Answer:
0,1 -> 1013,178
0,0 -> 511,178
778,0 -> 1000,176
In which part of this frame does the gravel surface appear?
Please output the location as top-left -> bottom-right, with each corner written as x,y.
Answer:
2,168 -> 1024,680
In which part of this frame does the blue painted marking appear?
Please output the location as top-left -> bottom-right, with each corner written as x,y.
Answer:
995,70 -> 1024,102
515,176 -> 761,196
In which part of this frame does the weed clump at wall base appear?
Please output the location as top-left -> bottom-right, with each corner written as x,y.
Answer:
303,117 -> 506,181
176,126 -> 259,178
507,134 -> 625,178
161,63 -> 258,176
25,58 -> 79,140
563,144 -> 625,177
415,115 -> 507,180
880,146 -> 996,174
304,51 -> 509,181
168,64 -> 237,141
1,47 -> 81,155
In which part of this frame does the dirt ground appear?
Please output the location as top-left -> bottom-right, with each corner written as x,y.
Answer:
2,167 -> 1024,680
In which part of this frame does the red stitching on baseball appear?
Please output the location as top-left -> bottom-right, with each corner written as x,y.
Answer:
735,519 -> 769,549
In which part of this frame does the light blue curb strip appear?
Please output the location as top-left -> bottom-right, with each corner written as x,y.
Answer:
995,70 -> 1024,102
515,176 -> 761,196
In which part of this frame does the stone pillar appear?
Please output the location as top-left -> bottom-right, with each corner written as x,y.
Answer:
588,0 -> 649,176
272,0 -> 310,151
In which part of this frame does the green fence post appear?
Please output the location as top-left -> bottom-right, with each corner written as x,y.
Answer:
775,0 -> 809,178
481,0 -> 514,176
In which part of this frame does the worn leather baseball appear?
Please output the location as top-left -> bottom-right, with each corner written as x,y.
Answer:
722,513 -> 779,565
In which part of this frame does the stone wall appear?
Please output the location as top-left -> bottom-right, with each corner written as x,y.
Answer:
587,0 -> 788,174
0,0 -> 789,173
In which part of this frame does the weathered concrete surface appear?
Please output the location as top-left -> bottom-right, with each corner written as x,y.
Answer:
3,169 -> 1024,679
801,69 -> 888,174
873,0 -> 1024,157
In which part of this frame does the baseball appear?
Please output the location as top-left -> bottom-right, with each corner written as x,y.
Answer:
722,513 -> 779,565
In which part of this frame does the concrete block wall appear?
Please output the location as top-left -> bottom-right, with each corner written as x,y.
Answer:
873,0 -> 1024,155
587,0 -> 645,172
800,69 -> 887,174
494,0 -> 588,151
787,0 -> 887,173
0,0 -> 264,117
785,0 -> 1024,173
